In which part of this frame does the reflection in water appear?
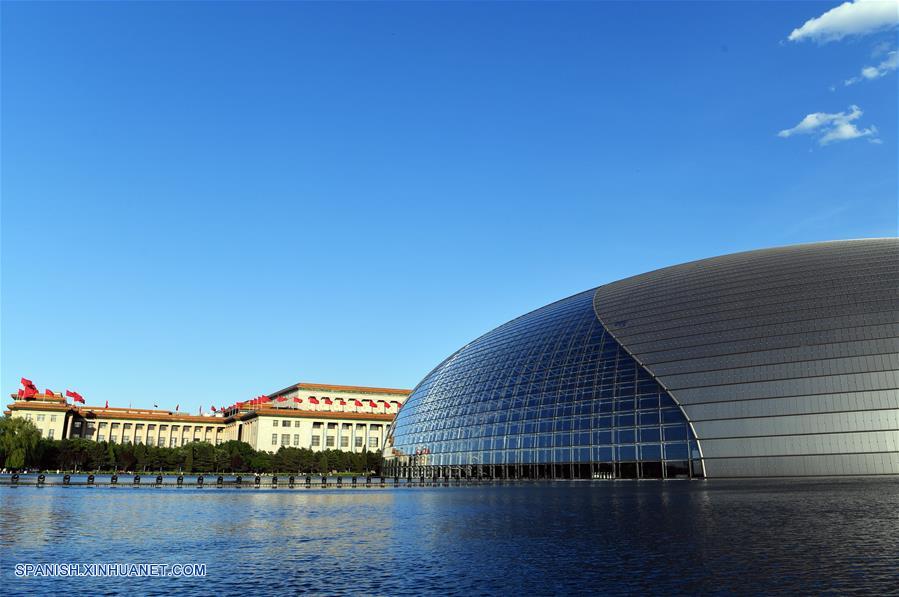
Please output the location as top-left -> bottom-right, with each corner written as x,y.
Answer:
2,479 -> 898,594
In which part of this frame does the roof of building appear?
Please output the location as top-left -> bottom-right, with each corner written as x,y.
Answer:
8,400 -> 397,424
77,410 -> 225,424
269,381 -> 412,397
7,400 -> 70,412
7,401 -> 226,424
239,408 -> 395,422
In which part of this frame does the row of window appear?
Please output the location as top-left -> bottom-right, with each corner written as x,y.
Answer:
271,420 -> 385,430
96,422 -> 219,432
403,426 -> 690,449
400,421 -> 689,444
26,414 -> 59,423
406,443 -> 695,464
270,434 -> 379,448
93,435 -> 224,447
400,396 -> 679,427
396,411 -> 687,441
386,460 -> 700,480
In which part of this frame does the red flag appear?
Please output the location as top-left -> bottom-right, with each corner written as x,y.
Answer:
21,378 -> 38,397
259,395 -> 270,403
73,394 -> 85,404
369,400 -> 377,408
323,398 -> 332,405
17,389 -> 24,398
45,389 -> 54,396
211,406 -> 217,412
105,400 -> 109,409
277,396 -> 287,402
308,397 -> 319,404
353,399 -> 362,407
338,399 -> 346,406
65,390 -> 83,401
293,397 -> 302,404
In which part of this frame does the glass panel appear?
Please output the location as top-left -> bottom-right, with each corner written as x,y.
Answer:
665,443 -> 689,460
639,427 -> 661,443
616,429 -> 636,444
639,411 -> 660,426
640,444 -> 662,460
663,425 -> 688,441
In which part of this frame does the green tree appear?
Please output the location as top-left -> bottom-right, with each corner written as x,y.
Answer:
154,446 -> 167,471
249,450 -> 271,472
274,447 -> 304,472
133,443 -> 149,471
353,451 -> 366,474
214,447 -> 229,472
87,441 -> 106,470
58,438 -> 94,471
366,450 -> 382,475
182,444 -> 194,472
330,450 -> 349,472
193,442 -> 215,472
298,448 -> 315,473
163,446 -> 181,471
0,417 -> 42,470
116,443 -> 136,471
37,439 -> 61,471
229,451 -> 245,472
220,440 -> 256,472
105,442 -> 117,470
317,452 -> 330,474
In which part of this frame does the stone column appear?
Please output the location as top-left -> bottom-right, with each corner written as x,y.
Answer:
65,412 -> 74,439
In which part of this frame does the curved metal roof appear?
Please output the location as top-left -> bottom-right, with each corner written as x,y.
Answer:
594,238 -> 899,476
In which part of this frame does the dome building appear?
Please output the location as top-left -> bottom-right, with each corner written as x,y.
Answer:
385,239 -> 899,479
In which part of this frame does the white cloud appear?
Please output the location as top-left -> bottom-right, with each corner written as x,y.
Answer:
844,50 -> 898,84
778,105 -> 879,145
777,105 -> 860,136
820,121 -> 878,144
870,40 -> 895,57
789,0 -> 899,43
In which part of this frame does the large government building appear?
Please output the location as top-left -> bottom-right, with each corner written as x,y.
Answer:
384,239 -> 899,479
7,382 -> 409,454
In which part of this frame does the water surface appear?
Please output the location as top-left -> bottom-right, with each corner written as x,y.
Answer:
2,479 -> 897,594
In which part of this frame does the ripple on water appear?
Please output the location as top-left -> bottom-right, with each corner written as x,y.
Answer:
2,479 -> 898,595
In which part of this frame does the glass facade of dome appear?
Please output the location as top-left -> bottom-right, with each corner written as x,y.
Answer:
386,290 -> 702,479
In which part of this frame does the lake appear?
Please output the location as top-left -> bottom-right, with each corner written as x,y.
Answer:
2,478 -> 898,594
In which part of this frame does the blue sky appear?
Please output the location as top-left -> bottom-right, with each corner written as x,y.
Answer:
2,1 -> 896,411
